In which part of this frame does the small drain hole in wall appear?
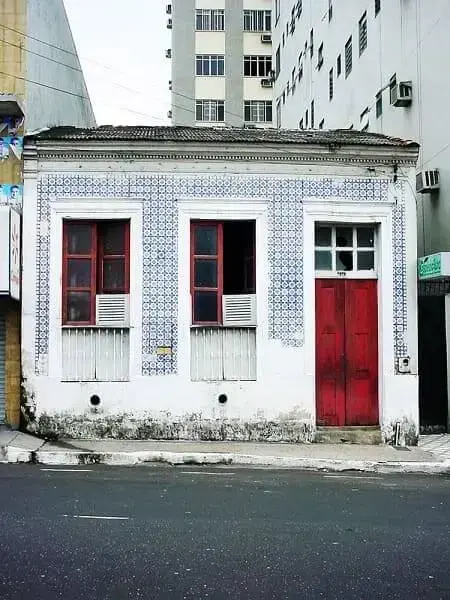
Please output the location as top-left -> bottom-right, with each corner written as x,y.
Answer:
218,394 -> 228,404
90,395 -> 101,407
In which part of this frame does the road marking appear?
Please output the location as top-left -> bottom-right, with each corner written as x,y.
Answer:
180,471 -> 235,475
41,469 -> 93,472
323,475 -> 381,480
64,515 -> 129,520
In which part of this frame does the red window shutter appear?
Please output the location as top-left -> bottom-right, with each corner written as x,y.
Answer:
62,221 -> 97,325
191,221 -> 223,325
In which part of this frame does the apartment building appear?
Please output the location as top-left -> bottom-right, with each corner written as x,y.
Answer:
168,0 -> 273,127
273,0 -> 450,432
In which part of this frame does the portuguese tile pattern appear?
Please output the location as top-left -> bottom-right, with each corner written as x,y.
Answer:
35,174 -> 403,376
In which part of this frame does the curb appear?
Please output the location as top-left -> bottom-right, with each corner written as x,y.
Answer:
27,449 -> 450,474
2,447 -> 449,474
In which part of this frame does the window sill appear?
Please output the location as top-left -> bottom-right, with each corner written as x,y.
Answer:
61,325 -> 131,329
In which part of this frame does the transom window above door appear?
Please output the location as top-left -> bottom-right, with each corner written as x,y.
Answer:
314,224 -> 376,275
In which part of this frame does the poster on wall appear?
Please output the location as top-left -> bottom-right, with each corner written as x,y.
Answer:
0,116 -> 24,136
0,184 -> 22,206
0,137 -> 23,160
9,208 -> 20,300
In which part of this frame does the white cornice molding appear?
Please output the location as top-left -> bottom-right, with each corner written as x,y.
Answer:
30,141 -> 419,167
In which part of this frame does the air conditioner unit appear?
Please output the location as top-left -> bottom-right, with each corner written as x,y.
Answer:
166,4 -> 172,14
261,33 -> 272,44
167,110 -> 172,119
165,48 -> 172,58
261,78 -> 273,88
167,18 -> 172,29
391,81 -> 412,107
416,169 -> 440,193
222,294 -> 256,327
96,295 -> 130,327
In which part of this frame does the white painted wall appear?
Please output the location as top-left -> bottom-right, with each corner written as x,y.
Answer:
195,32 -> 226,54
195,77 -> 226,99
273,0 -> 450,257
21,151 -> 419,443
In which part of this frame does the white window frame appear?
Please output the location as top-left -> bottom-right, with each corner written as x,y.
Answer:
47,198 -> 143,381
359,12 -> 368,55
195,54 -> 225,77
303,195 -> 397,427
195,9 -> 225,31
177,198 -> 268,383
243,55 -> 272,77
243,10 -> 271,32
345,36 -> 352,77
244,100 -> 272,123
314,223 -> 378,279
195,100 -> 225,122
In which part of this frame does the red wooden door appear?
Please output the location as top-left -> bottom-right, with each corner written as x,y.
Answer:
315,279 -> 378,426
315,280 -> 346,426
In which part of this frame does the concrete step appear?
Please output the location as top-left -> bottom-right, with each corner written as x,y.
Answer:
315,426 -> 382,445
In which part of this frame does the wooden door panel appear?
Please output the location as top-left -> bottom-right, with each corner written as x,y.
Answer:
344,280 -> 378,425
315,280 -> 346,426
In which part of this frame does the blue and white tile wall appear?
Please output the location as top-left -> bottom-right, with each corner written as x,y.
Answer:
35,173 -> 404,376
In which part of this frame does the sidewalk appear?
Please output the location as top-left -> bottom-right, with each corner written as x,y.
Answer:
1,430 -> 449,474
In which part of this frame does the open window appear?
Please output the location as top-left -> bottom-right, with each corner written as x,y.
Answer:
190,220 -> 257,382
191,220 -> 256,326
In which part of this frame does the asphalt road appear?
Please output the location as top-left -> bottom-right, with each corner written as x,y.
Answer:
0,465 -> 448,600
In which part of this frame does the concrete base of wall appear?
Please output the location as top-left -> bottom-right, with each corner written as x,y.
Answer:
27,412 -> 316,443
315,426 -> 382,445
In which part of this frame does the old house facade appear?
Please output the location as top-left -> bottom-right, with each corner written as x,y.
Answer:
23,126 -> 419,444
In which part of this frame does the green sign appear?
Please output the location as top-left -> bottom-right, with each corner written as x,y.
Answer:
418,253 -> 442,280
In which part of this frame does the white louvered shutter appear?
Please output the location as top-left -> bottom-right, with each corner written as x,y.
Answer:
222,294 -> 256,327
96,295 -> 130,327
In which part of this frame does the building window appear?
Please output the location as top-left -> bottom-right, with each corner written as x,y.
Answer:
311,100 -> 315,128
329,68 -> 334,100
328,0 -> 333,21
296,0 -> 303,19
243,10 -> 271,32
196,54 -> 225,76
276,100 -> 281,128
310,29 -> 314,57
337,54 -> 342,76
195,9 -> 225,31
244,100 -> 272,123
286,80 -> 290,95
275,46 -> 281,78
195,100 -> 225,122
62,220 -> 130,326
305,108 -> 309,128
243,55 -> 272,77
345,36 -> 352,77
376,91 -> 383,117
314,224 -> 376,273
375,0 -> 381,16
191,221 -> 255,325
359,12 -> 367,55
389,74 -> 397,104
291,67 -> 296,88
319,118 -> 325,129
318,42 -> 324,68
275,0 -> 281,24
299,118 -> 304,129
298,51 -> 304,80
290,7 -> 296,34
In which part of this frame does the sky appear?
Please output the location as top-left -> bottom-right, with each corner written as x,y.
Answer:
63,0 -> 171,126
